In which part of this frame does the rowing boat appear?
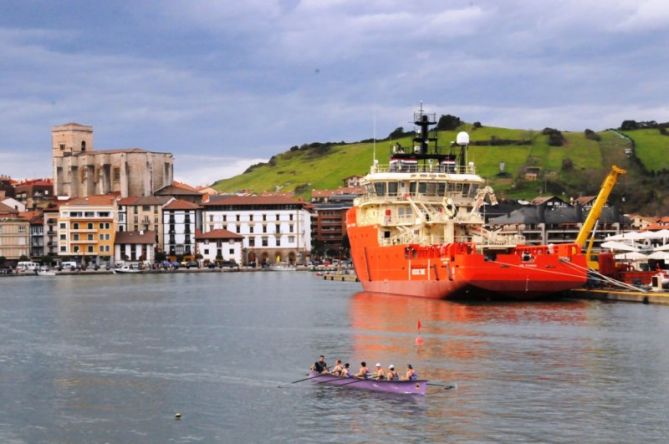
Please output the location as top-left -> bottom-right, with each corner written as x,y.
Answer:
308,371 -> 427,396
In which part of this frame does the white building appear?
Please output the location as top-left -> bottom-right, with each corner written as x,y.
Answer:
114,230 -> 156,264
162,199 -> 199,257
201,195 -> 311,266
195,229 -> 243,264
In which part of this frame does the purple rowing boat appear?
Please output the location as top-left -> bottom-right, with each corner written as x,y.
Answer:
308,371 -> 428,396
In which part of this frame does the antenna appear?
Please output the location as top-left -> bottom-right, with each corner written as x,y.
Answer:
372,110 -> 377,163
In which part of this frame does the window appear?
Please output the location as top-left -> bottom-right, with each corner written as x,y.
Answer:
84,211 -> 94,217
262,225 -> 267,233
143,205 -> 150,211
289,214 -> 294,221
87,246 -> 93,253
262,214 -> 267,221
60,234 -> 66,240
229,249 -> 234,254
99,234 -> 104,240
249,225 -> 254,233
113,167 -> 121,181
106,245 -> 110,252
105,223 -> 110,229
60,223 -> 66,229
236,225 -> 240,233
73,234 -> 79,241
276,214 -> 280,221
289,225 -> 294,233
236,214 -> 240,222
223,215 -> 227,222
209,215 -> 214,222
249,214 -> 253,221
88,234 -> 93,241
99,245 -> 104,252
288,236 -> 295,243
87,223 -> 93,229
275,224 -> 280,233
204,249 -> 209,255
99,223 -> 104,229
249,237 -> 255,247
209,225 -> 214,231
261,237 -> 268,247
73,223 -> 79,229
276,238 -> 281,247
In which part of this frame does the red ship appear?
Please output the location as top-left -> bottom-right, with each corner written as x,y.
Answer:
346,107 -> 587,299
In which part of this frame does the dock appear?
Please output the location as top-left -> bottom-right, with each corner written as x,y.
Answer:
569,288 -> 669,305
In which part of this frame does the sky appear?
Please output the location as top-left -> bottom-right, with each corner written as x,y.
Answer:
1,0 -> 668,185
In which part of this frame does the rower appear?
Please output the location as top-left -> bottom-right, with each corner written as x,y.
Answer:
387,364 -> 399,381
341,363 -> 351,377
355,361 -> 369,378
311,355 -> 329,374
331,359 -> 344,376
405,364 -> 417,381
373,363 -> 386,380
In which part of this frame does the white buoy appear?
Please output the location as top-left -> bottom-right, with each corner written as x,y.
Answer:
175,412 -> 182,420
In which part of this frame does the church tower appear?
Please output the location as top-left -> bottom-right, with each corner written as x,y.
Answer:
52,123 -> 93,196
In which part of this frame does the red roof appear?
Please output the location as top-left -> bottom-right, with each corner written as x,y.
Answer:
62,195 -> 117,207
0,202 -> 17,215
164,199 -> 200,210
114,230 -> 156,244
195,229 -> 243,241
118,196 -> 172,206
203,195 -> 305,207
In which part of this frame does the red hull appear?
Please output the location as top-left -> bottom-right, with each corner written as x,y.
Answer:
347,208 -> 588,299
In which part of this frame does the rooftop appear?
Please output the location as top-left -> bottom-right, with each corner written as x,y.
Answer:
164,199 -> 200,210
195,229 -> 243,241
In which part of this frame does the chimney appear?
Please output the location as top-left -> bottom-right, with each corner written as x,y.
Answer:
202,194 -> 210,203
0,190 -> 5,199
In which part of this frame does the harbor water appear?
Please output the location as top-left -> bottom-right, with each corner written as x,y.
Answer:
1,272 -> 669,443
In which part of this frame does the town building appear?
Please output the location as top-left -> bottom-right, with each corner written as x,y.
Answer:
14,178 -> 54,209
114,230 -> 157,264
118,196 -> 173,250
487,197 -> 629,249
195,229 -> 243,264
57,195 -> 117,266
155,181 -> 203,203
21,211 -> 45,258
1,196 -> 25,212
201,195 -> 311,266
43,205 -> 60,256
51,123 -> 173,198
0,176 -> 15,199
0,202 -> 30,261
163,199 -> 199,258
310,187 -> 363,256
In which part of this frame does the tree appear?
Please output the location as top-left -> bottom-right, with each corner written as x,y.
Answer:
388,127 -> 405,139
436,114 -> 462,131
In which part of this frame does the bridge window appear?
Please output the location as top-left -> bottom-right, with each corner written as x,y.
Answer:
387,182 -> 398,196
374,182 -> 386,196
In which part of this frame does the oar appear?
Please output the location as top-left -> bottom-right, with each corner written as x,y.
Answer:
427,382 -> 456,390
290,373 -> 327,384
334,377 -> 368,387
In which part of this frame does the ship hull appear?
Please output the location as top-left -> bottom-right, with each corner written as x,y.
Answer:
347,209 -> 587,300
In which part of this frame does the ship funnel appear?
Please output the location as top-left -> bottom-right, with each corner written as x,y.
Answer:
456,131 -> 470,146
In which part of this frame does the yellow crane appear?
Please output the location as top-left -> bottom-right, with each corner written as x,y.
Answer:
574,165 -> 627,269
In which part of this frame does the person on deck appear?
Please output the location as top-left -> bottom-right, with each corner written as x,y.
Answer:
387,364 -> 399,381
312,355 -> 329,374
355,361 -> 369,378
341,363 -> 351,377
331,359 -> 344,376
373,363 -> 386,380
404,364 -> 417,381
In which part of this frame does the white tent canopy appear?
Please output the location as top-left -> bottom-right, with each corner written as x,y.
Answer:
600,241 -> 640,252
647,251 -> 669,260
614,252 -> 648,261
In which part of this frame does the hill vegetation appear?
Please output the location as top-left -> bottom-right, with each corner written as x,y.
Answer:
212,117 -> 669,215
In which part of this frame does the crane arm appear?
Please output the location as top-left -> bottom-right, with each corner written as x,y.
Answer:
575,165 -> 626,248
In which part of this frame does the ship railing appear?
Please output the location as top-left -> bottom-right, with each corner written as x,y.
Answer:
371,164 -> 476,175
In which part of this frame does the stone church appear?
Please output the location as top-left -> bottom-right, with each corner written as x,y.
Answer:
52,123 -> 174,198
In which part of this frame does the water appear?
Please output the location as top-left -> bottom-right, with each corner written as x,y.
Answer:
1,272 -> 669,443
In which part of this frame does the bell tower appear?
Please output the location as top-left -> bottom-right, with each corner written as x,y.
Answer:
52,123 -> 94,196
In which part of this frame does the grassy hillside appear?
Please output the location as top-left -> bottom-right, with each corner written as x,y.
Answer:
212,123 -> 669,214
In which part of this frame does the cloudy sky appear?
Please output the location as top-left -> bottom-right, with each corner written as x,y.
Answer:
1,0 -> 668,185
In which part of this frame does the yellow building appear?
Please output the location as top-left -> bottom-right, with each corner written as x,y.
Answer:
57,195 -> 117,266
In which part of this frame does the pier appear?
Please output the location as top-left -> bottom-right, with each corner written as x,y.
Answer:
569,288 -> 669,305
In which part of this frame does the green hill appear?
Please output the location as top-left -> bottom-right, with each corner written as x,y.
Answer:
212,123 -> 669,215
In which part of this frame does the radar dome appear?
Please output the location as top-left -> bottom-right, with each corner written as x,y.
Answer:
456,131 -> 470,146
